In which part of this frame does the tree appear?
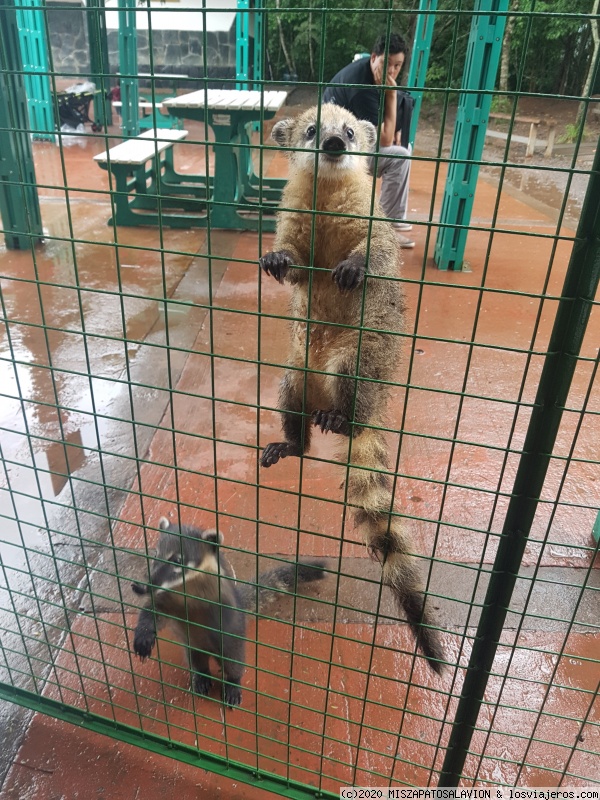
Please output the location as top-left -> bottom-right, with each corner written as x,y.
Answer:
576,0 -> 600,130
499,0 -> 518,95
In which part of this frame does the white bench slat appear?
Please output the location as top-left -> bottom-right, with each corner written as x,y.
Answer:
112,100 -> 168,111
163,88 -> 287,113
94,128 -> 188,165
264,91 -> 287,111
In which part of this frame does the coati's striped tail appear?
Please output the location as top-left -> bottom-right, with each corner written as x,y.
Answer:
238,560 -> 326,611
339,427 -> 445,675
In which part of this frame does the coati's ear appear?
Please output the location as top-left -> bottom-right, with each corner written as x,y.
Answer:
271,119 -> 293,147
201,528 -> 224,546
158,517 -> 171,531
358,120 -> 377,153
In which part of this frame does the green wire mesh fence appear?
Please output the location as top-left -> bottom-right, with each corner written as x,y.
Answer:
0,0 -> 599,796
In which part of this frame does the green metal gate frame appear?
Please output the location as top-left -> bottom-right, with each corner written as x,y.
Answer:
0,1 -> 599,796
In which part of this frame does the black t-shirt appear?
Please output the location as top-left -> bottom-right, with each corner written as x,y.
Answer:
323,57 -> 414,148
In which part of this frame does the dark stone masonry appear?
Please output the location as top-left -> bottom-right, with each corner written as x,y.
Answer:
46,6 -> 236,87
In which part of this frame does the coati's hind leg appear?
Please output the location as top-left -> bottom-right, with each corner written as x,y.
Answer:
314,342 -> 386,439
261,368 -> 312,468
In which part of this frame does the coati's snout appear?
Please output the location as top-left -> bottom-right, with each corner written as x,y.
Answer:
322,135 -> 346,158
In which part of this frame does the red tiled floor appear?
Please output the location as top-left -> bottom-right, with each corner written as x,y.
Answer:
1,110 -> 598,797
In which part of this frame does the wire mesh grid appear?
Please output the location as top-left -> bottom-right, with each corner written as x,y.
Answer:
0,1 -> 599,796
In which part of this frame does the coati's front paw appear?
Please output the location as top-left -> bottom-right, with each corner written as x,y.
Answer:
259,250 -> 293,284
260,441 -> 302,467
223,682 -> 242,707
193,673 -> 213,696
133,627 -> 155,661
312,409 -> 351,436
332,253 -> 366,291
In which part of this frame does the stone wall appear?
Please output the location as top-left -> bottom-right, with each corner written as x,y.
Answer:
46,6 -> 236,86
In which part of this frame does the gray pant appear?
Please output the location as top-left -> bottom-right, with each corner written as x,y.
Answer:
368,145 -> 411,222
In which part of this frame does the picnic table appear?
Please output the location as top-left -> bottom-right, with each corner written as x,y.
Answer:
163,89 -> 287,230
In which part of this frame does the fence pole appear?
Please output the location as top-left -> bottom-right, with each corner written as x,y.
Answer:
434,0 -> 508,271
407,0 -> 438,145
438,132 -> 600,785
16,0 -> 55,141
118,0 -> 139,137
87,0 -> 112,129
0,0 -> 43,250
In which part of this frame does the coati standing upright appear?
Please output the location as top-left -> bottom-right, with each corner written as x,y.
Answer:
132,518 -> 325,705
259,104 -> 445,675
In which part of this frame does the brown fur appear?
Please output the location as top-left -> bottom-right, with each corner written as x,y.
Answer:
132,518 -> 326,705
260,105 -> 445,674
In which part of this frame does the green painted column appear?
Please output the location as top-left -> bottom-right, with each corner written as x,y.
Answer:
87,0 -> 112,129
236,0 -> 250,90
252,1 -> 263,90
16,0 -> 54,141
434,0 -> 508,271
118,0 -> 139,137
406,0 -> 438,145
0,0 -> 43,250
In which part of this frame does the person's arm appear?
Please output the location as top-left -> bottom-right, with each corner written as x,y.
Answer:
372,60 -> 397,147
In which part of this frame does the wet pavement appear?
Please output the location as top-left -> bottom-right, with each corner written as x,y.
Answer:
0,115 -> 598,796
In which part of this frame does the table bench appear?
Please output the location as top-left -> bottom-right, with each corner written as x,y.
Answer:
94,128 -> 208,227
486,112 -> 557,157
163,89 -> 288,231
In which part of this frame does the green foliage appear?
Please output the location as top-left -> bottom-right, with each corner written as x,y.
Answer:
557,122 -> 587,144
264,0 -> 596,100
509,0 -> 596,94
265,0 -> 413,83
490,95 -> 513,114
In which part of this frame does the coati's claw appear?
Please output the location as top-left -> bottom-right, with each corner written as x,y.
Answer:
332,253 -> 366,291
223,683 -> 242,707
259,250 -> 293,283
312,409 -> 351,436
193,673 -> 213,696
260,441 -> 300,467
133,628 -> 155,661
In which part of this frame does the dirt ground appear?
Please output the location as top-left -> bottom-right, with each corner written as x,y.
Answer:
284,86 -> 599,228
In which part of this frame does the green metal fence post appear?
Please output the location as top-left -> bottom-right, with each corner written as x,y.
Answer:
438,132 -> 600,785
87,0 -> 112,129
118,0 -> 139,137
236,0 -> 250,90
433,0 -> 507,271
0,0 -> 43,250
252,1 -> 263,90
406,0 -> 438,145
15,0 -> 54,141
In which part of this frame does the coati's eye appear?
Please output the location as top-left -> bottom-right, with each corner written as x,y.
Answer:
306,125 -> 316,139
346,128 -> 355,141
169,553 -> 182,564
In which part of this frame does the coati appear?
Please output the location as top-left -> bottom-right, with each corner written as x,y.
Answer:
259,104 -> 445,675
132,517 -> 325,705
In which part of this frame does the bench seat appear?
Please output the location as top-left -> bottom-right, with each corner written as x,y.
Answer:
93,128 -> 188,165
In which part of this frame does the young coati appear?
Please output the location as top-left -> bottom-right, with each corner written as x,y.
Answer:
132,517 -> 325,705
259,104 -> 445,675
